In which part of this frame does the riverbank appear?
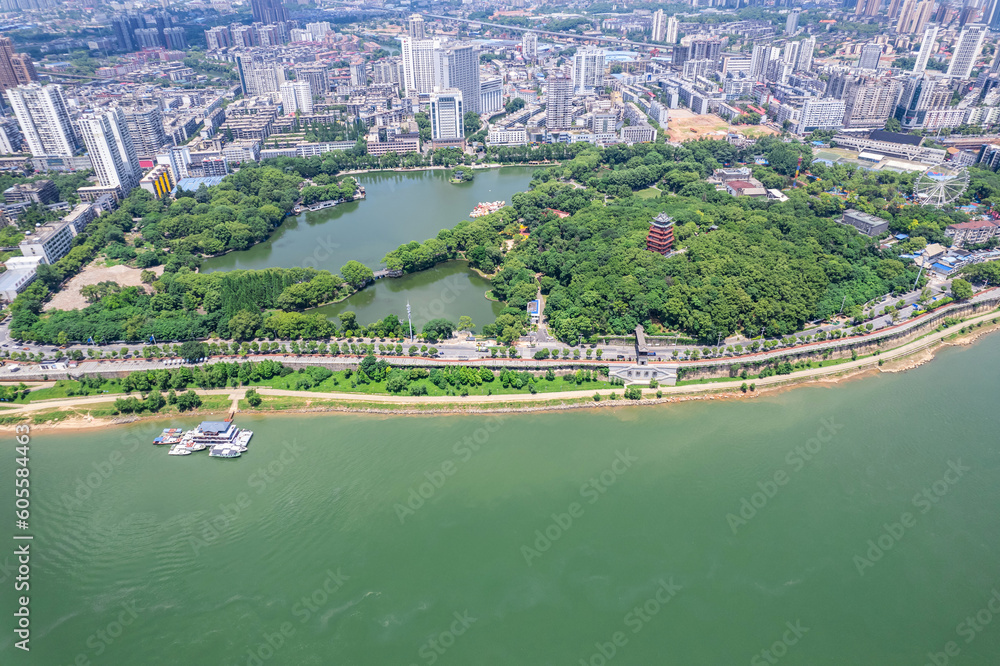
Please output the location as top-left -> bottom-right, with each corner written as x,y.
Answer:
7,307 -> 998,431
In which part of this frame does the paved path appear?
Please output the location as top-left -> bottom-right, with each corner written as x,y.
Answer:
3,309 -> 995,415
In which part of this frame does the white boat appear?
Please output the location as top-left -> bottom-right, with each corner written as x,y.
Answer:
235,430 -> 253,452
168,445 -> 192,456
209,445 -> 242,458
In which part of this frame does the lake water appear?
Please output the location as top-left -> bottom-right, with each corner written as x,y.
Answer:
309,261 -> 503,330
201,167 -> 536,274
3,335 -> 1000,664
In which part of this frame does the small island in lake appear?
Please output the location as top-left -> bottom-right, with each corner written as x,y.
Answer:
449,168 -> 475,184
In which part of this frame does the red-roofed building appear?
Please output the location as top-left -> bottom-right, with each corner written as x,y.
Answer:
945,220 -> 999,247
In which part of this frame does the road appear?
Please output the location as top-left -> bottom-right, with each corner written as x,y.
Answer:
3,306 -> 996,421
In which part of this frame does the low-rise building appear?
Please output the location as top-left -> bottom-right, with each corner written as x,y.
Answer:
18,220 -> 74,264
839,209 -> 889,237
3,179 -> 59,205
139,164 -> 174,199
63,203 -> 95,234
945,220 -> 999,247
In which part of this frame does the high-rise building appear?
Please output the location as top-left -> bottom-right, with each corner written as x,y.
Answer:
858,43 -> 884,70
546,73 -> 574,130
843,77 -> 903,128
123,107 -> 167,157
652,10 -> 667,41
409,15 -> 426,39
111,15 -> 134,52
135,29 -> 161,50
236,55 -> 285,96
79,109 -> 141,194
305,22 -> 331,41
295,65 -> 329,96
205,26 -> 231,50
163,27 -> 187,51
401,37 -> 438,95
372,60 -> 399,86
750,43 -> 780,81
795,97 -> 847,133
480,77 -> 503,115
250,0 -> 288,25
797,36 -> 816,72
9,54 -> 35,86
522,31 -> 538,61
572,47 -> 605,95
7,84 -> 80,157
0,37 -> 21,90
280,80 -> 313,114
947,24 -> 987,78
429,89 -> 463,140
666,16 -> 679,44
913,26 -> 938,74
990,0 -> 1000,31
0,117 -> 23,154
856,0 -> 881,17
783,41 -> 801,66
786,9 -> 800,34
349,61 -> 366,87
435,42 -> 481,114
912,0 -> 935,34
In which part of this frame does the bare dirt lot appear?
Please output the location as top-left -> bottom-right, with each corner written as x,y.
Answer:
665,109 -> 780,142
44,263 -> 164,311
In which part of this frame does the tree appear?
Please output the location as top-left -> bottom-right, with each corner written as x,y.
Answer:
885,117 -> 902,132
951,278 -> 973,301
457,316 -> 474,332
245,388 -> 262,407
179,340 -> 206,363
176,390 -> 202,411
340,261 -> 374,290
422,318 -> 456,343
140,269 -> 156,284
463,111 -> 482,137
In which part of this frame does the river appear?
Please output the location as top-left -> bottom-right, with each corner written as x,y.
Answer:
3,335 -> 1000,664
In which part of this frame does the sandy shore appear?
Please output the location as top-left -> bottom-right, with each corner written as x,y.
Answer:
4,308 -> 998,432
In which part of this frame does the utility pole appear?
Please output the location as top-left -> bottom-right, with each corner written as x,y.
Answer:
912,264 -> 924,292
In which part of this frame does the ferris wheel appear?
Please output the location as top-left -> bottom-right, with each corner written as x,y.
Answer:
912,163 -> 969,207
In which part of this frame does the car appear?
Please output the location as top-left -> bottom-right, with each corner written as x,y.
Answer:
1,344 -> 6,347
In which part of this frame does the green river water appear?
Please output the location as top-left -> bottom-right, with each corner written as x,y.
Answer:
2,334 -> 1000,665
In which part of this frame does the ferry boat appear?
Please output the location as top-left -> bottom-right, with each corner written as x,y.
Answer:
180,420 -> 253,458
153,428 -> 184,445
168,444 -> 192,456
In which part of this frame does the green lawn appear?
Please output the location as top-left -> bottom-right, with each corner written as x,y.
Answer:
9,379 -> 128,404
248,368 -> 618,397
635,187 -> 662,200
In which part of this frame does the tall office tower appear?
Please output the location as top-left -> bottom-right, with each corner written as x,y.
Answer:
796,36 -> 816,72
0,116 -> 22,154
858,43 -> 884,70
546,74 -> 574,130
250,0 -> 288,25
572,47 -> 605,95
522,31 -> 538,61
135,29 -> 161,50
236,55 -> 285,96
888,0 -> 903,18
163,27 -> 187,50
652,9 -> 667,41
947,24 -> 987,77
280,80 -> 313,114
786,9 -> 800,34
435,42 -> 481,113
349,60 -> 367,87
783,41 -> 801,66
666,16 -> 679,44
295,65 -> 330,96
429,89 -> 463,140
843,77 -> 903,128
7,84 -> 80,157
123,107 -> 167,157
401,37 -> 438,94
111,16 -> 134,52
79,109 -> 141,194
913,26 -> 939,74
408,15 -> 426,39
205,26 -> 231,50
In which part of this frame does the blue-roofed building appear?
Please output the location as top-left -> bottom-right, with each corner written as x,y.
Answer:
895,233 -> 909,240
175,176 -> 225,193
